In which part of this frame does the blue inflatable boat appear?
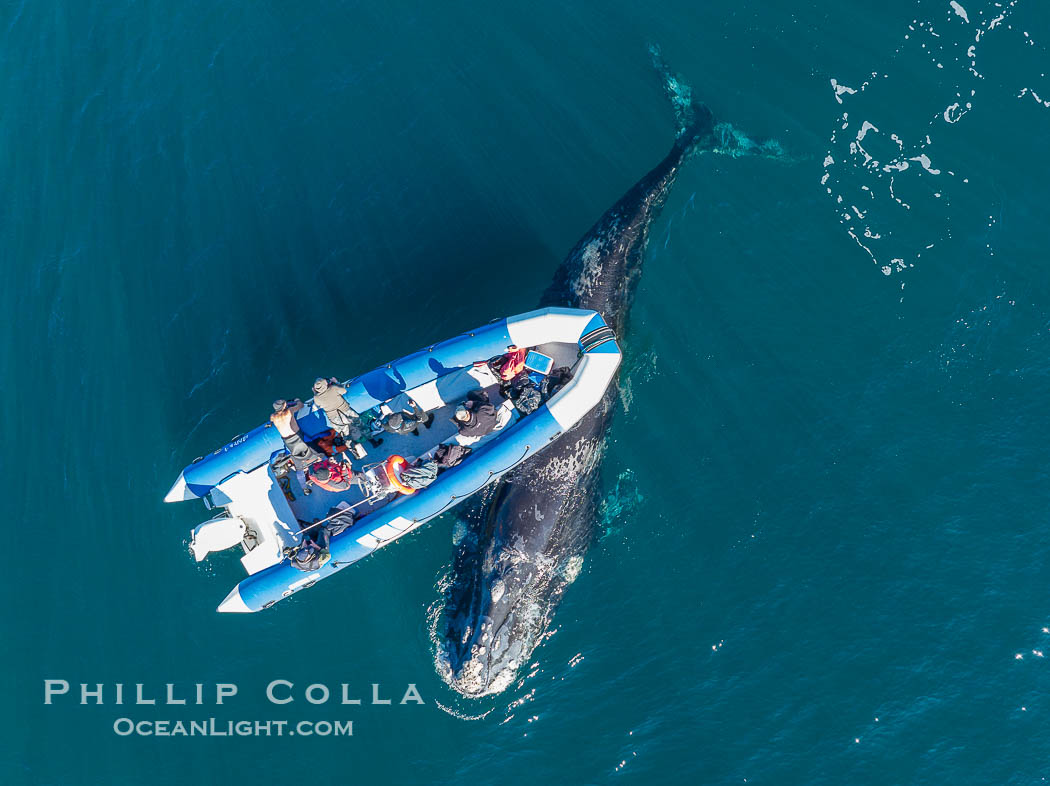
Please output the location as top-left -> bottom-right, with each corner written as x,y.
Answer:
165,307 -> 621,612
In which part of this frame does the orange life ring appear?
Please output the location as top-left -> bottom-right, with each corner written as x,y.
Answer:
384,455 -> 416,495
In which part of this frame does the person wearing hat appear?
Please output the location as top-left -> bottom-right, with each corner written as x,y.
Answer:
285,535 -> 330,572
379,397 -> 431,437
312,376 -> 376,455
269,398 -> 322,469
269,398 -> 304,438
306,457 -> 359,494
452,397 -> 499,442
312,377 -> 364,440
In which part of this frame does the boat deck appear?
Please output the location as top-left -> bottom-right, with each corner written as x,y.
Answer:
282,379 -> 511,526
281,339 -> 576,528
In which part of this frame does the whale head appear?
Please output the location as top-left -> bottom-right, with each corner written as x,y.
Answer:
436,432 -> 602,697
438,527 -> 585,697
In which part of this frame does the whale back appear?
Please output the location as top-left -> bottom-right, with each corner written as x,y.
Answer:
436,135 -> 701,696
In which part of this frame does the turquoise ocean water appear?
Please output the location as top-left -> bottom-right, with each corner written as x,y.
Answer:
5,0 -> 1050,783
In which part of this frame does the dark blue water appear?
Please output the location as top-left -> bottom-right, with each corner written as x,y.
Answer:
5,0 -> 1050,783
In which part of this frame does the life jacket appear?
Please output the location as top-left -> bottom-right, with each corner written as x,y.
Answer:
313,429 -> 347,457
308,459 -> 352,492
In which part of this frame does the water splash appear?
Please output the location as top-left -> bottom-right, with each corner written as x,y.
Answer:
618,347 -> 658,414
821,0 -> 1037,274
648,43 -> 695,141
649,43 -> 788,162
598,468 -> 644,542
712,122 -> 787,160
432,698 -> 496,721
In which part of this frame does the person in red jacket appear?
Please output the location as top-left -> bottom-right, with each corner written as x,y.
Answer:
492,345 -> 529,382
307,458 -> 359,493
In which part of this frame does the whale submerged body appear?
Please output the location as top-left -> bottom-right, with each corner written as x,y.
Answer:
437,53 -> 782,697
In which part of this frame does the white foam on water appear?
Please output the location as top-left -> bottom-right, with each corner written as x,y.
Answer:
909,153 -> 941,174
943,102 -> 972,123
563,555 -> 584,584
830,78 -> 857,104
856,120 -> 879,141
433,700 -> 496,721
1018,87 -> 1050,108
819,0 -> 1034,274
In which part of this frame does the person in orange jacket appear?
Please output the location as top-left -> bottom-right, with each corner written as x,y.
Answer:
307,458 -> 359,493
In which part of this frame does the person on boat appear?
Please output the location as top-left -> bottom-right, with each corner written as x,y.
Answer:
452,392 -> 500,441
306,457 -> 360,494
491,345 -> 529,385
286,527 -> 331,572
312,377 -> 366,441
271,397 -> 303,433
270,398 -> 322,469
379,397 -> 432,437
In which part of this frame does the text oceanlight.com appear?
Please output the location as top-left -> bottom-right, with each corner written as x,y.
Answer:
113,719 -> 353,737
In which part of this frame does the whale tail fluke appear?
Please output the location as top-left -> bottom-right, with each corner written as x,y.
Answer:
648,43 -> 711,150
649,44 -> 787,161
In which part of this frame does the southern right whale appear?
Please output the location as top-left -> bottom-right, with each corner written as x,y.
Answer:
436,49 -> 784,697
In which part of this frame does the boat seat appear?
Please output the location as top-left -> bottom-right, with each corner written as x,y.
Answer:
390,364 -> 499,413
190,516 -> 247,562
359,465 -> 395,498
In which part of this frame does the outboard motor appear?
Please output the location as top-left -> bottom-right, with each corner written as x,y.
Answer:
189,516 -> 247,562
